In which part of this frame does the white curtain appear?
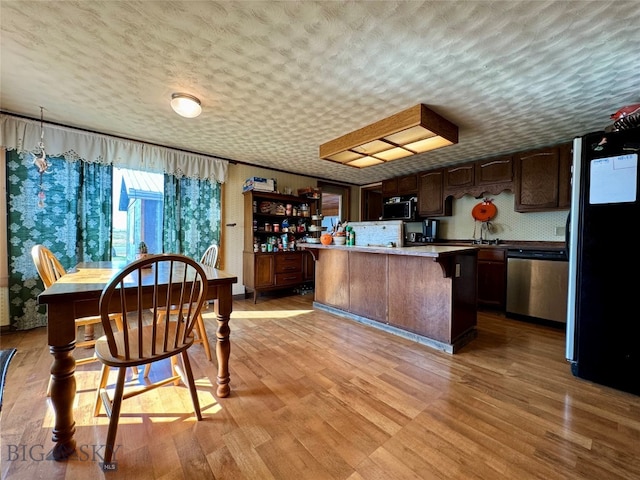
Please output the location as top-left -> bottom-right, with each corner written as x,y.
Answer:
0,114 -> 228,184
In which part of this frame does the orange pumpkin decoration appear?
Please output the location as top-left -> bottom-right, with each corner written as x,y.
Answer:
471,198 -> 497,222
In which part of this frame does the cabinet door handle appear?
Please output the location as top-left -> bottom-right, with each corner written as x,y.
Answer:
480,159 -> 510,168
448,165 -> 473,173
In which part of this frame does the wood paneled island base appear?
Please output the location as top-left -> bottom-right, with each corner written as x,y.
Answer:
301,244 -> 479,353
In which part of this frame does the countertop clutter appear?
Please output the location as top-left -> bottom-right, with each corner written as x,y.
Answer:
300,243 -> 477,258
308,236 -> 565,252
404,239 -> 566,251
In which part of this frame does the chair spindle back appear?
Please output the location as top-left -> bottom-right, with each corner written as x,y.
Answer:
31,245 -> 66,288
200,244 -> 219,268
99,254 -> 208,362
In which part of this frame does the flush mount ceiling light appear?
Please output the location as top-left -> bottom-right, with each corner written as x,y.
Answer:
170,93 -> 202,118
319,104 -> 458,168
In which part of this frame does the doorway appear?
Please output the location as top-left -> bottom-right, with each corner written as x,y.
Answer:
318,182 -> 351,225
360,184 -> 383,221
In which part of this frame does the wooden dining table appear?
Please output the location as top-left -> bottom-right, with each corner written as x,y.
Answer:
37,260 -> 237,460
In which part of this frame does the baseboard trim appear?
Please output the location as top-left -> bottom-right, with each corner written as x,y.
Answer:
312,301 -> 476,354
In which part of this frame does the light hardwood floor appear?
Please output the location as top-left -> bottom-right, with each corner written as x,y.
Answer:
1,293 -> 639,479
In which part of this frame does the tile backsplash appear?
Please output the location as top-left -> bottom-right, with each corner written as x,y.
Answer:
436,192 -> 569,242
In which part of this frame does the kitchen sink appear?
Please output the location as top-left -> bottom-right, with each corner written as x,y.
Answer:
471,239 -> 502,245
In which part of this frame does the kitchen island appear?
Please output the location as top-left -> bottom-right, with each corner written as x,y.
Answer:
300,244 -> 479,353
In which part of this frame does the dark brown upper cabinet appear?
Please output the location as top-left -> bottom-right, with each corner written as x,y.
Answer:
444,163 -> 475,190
444,156 -> 514,199
382,174 -> 418,198
557,142 -> 572,209
418,169 -> 452,217
514,146 -> 563,212
476,155 -> 514,186
381,177 -> 398,196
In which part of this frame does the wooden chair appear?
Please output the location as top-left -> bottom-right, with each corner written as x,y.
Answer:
200,244 -> 219,269
92,254 -> 208,463
31,245 -> 125,395
154,244 -> 219,362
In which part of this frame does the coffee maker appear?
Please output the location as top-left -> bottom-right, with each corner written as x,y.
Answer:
422,219 -> 439,242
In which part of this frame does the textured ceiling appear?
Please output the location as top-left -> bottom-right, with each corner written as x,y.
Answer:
1,1 -> 639,186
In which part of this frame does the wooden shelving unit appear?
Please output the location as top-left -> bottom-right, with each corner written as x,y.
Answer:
242,190 -> 320,302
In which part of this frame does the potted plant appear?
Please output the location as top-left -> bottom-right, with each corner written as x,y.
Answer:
136,241 -> 149,260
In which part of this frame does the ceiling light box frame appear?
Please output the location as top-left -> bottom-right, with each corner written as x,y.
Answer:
320,104 -> 458,168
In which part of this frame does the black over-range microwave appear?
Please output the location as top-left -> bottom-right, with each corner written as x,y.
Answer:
382,199 -> 416,220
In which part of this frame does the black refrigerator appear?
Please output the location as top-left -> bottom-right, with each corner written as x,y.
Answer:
566,126 -> 640,395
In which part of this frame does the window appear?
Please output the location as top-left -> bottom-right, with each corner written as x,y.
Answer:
112,168 -> 164,260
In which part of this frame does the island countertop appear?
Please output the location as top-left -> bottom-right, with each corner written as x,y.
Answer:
298,243 -> 478,258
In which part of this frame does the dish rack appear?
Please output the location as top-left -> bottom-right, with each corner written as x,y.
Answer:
306,214 -> 325,243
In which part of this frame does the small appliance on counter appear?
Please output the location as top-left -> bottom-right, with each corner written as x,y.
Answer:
422,219 -> 439,242
402,219 -> 440,244
403,221 -> 424,244
406,232 -> 424,243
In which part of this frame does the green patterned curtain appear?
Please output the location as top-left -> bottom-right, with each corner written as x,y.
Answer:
5,151 -> 112,330
78,162 -> 113,261
163,175 -> 221,262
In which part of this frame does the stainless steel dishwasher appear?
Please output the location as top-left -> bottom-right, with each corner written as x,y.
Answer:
506,249 -> 568,324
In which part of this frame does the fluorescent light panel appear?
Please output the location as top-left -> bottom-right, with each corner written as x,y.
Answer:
319,104 -> 458,168
346,156 -> 384,168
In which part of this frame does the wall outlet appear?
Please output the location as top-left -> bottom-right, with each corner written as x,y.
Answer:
555,226 -> 566,236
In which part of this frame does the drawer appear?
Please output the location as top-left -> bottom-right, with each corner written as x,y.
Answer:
275,254 -> 303,273
274,272 -> 303,286
478,248 -> 506,262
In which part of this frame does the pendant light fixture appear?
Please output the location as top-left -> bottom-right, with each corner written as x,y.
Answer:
170,93 -> 202,118
319,104 -> 458,168
34,106 -> 51,208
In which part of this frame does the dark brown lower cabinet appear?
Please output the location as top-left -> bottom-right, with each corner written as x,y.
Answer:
243,251 -> 311,303
303,250 -> 315,282
477,248 -> 506,309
